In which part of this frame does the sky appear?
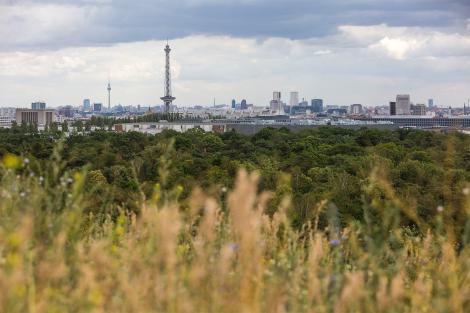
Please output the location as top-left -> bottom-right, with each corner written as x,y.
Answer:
0,0 -> 469,108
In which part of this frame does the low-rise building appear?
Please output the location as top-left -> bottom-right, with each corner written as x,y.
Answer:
15,109 -> 55,127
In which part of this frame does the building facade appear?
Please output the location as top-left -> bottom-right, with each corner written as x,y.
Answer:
83,99 -> 91,110
93,103 -> 102,112
411,103 -> 426,116
349,104 -> 363,115
289,92 -> 299,107
15,109 -> 55,126
31,102 -> 46,110
428,99 -> 434,109
270,91 -> 283,114
390,102 -> 397,116
311,99 -> 324,113
396,95 -> 411,115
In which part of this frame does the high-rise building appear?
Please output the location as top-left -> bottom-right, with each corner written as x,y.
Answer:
428,99 -> 434,109
160,43 -> 176,113
93,103 -> 102,112
311,99 -> 324,113
349,104 -> 363,115
83,99 -> 91,110
241,99 -> 247,110
31,102 -> 46,110
231,99 -> 236,109
389,102 -> 397,116
396,94 -> 411,115
411,103 -> 426,116
58,106 -> 74,118
270,91 -> 283,113
290,92 -> 299,107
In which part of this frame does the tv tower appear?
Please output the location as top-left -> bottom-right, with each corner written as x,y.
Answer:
160,41 -> 175,113
107,79 -> 111,110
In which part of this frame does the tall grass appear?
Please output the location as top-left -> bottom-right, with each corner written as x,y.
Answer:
0,150 -> 469,313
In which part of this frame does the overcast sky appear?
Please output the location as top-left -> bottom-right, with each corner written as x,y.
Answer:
0,0 -> 469,107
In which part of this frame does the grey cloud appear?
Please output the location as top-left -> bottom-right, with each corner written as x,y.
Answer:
1,0 -> 469,50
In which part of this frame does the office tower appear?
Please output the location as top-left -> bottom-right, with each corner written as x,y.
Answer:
58,106 -> 74,118
349,104 -> 363,115
428,99 -> 434,109
231,99 -> 236,109
93,103 -> 102,112
160,42 -> 176,113
396,94 -> 411,115
390,102 -> 397,115
241,99 -> 247,110
31,102 -> 46,110
83,99 -> 91,110
311,99 -> 324,113
411,103 -> 426,116
290,92 -> 299,107
270,91 -> 283,113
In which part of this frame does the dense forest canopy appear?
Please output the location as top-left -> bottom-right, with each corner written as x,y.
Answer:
1,126 -> 468,230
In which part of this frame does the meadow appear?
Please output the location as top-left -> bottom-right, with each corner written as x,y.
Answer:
1,128 -> 470,312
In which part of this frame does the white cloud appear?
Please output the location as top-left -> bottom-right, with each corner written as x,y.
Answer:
339,24 -> 470,60
0,3 -> 99,49
371,37 -> 422,60
1,33 -> 469,108
314,50 -> 332,55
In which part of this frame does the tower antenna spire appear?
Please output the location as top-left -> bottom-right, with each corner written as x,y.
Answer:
160,41 -> 175,114
107,75 -> 111,110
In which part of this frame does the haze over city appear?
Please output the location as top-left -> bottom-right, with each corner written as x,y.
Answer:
1,0 -> 469,107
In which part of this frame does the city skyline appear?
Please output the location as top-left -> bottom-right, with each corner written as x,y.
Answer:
0,1 -> 469,107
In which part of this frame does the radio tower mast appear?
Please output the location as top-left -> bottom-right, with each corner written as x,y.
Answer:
107,79 -> 111,110
161,41 -> 175,114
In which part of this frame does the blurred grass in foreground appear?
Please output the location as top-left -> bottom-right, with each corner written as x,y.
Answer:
0,148 -> 470,313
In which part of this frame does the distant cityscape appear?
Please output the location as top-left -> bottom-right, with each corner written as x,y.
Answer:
1,43 -> 469,133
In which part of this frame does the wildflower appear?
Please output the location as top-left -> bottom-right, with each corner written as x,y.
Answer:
29,171 -> 35,177
39,176 -> 44,183
228,243 -> 240,252
23,158 -> 30,165
2,154 -> 21,169
463,188 -> 469,196
221,186 -> 227,193
20,192 -> 26,197
67,177 -> 74,184
437,206 -> 444,213
329,239 -> 341,247
73,172 -> 82,182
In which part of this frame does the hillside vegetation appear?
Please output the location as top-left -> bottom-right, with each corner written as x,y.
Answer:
0,127 -> 470,312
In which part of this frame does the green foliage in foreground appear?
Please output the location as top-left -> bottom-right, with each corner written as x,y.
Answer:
1,127 -> 470,232
0,150 -> 470,312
